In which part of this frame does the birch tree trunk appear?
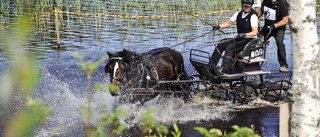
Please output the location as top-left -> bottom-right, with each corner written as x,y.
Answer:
289,0 -> 320,136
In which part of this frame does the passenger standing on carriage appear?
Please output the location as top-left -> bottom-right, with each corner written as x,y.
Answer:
257,0 -> 289,72
210,0 -> 258,74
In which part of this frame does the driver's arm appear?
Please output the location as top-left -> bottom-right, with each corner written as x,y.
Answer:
246,27 -> 258,38
219,19 -> 234,29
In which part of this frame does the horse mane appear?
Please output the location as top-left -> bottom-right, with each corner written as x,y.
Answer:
114,49 -> 143,63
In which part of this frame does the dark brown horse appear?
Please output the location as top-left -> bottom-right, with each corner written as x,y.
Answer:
104,47 -> 189,99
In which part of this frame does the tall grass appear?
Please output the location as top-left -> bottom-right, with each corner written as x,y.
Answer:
0,0 -> 242,55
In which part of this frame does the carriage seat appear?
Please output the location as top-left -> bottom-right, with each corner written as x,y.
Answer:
237,35 -> 266,64
190,49 -> 222,79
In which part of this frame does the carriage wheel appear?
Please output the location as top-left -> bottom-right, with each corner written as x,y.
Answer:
189,75 -> 201,90
233,83 -> 258,105
265,80 -> 292,103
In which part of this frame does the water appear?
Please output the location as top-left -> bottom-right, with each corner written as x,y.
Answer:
1,0 -> 319,136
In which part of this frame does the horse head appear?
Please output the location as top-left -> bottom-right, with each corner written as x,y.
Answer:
105,49 -> 136,95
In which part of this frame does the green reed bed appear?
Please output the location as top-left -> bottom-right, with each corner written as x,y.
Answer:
2,0 -> 240,30
1,0 -> 243,52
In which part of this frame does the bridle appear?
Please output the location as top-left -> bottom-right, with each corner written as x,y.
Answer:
110,57 -> 128,84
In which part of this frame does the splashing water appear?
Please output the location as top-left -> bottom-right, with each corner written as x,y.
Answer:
32,66 -> 236,136
34,65 -> 279,136
0,50 -> 282,136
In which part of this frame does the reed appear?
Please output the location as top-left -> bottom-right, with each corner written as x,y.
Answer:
2,0 -> 261,54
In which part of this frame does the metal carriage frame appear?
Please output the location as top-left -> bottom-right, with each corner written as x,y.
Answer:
122,29 -> 292,105
184,28 -> 292,105
188,47 -> 292,105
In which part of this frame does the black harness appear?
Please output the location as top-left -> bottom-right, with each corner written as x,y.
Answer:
110,48 -> 184,89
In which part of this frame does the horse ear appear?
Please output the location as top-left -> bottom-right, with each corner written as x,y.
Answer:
122,49 -> 127,55
107,52 -> 114,58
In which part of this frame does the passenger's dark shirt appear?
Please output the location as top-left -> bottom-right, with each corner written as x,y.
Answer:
261,0 -> 289,30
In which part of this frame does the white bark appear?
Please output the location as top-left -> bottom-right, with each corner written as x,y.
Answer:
289,0 -> 320,136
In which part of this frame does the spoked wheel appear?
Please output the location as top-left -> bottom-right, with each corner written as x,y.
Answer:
233,83 -> 258,105
189,75 -> 202,90
265,80 -> 292,103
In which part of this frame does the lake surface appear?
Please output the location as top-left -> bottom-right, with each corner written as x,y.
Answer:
1,0 -> 320,136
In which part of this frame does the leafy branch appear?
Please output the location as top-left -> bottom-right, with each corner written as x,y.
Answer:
72,52 -> 107,137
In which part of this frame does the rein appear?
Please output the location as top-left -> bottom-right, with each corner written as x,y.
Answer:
180,37 -> 238,55
168,29 -> 237,56
168,30 -> 214,48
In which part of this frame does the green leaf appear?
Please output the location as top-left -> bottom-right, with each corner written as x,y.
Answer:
114,124 -> 126,134
173,122 -> 179,133
0,73 -> 14,104
177,131 -> 182,137
140,107 -> 158,128
94,83 -> 109,93
109,84 -> 120,93
110,112 -> 117,119
226,125 -> 261,137
79,106 -> 91,120
89,56 -> 107,73
116,106 -> 131,120
155,124 -> 169,135
194,127 -> 209,135
71,52 -> 84,62
209,128 -> 223,136
5,110 -> 41,137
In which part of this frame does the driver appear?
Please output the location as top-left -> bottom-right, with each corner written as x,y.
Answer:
210,0 -> 258,74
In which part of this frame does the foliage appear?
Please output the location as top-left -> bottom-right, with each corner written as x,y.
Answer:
194,125 -> 261,137
171,120 -> 181,137
72,52 -> 131,137
109,84 -> 120,94
27,98 -> 54,125
90,106 -> 131,137
5,108 -> 41,137
72,52 -> 107,137
194,127 -> 223,137
0,17 -> 44,137
71,52 -> 107,79
226,125 -> 260,137
27,97 -> 55,137
140,107 -> 169,137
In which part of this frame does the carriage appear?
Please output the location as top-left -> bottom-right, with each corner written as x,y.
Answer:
187,34 -> 292,105
105,28 -> 292,105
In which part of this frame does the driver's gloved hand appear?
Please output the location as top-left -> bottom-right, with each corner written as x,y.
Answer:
236,33 -> 246,38
212,25 -> 220,31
